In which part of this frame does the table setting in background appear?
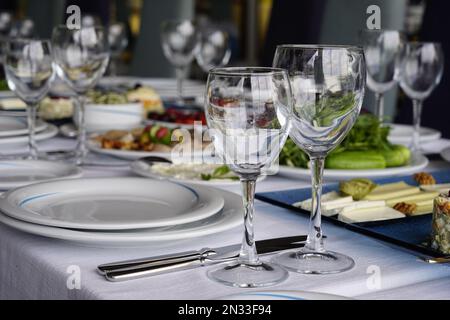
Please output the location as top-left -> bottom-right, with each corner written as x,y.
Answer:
0,17 -> 450,301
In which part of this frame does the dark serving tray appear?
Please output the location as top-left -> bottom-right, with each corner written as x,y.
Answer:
256,169 -> 450,258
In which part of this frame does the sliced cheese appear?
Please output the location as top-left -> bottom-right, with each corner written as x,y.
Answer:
420,183 -> 450,193
412,204 -> 433,216
364,185 -> 420,200
338,206 -> 405,223
340,200 -> 386,214
0,98 -> 26,110
293,191 -> 340,210
322,196 -> 354,210
385,191 -> 439,207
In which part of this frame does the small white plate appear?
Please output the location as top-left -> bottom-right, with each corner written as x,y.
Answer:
0,178 -> 224,230
440,147 -> 450,162
0,117 -> 47,137
388,124 -> 441,145
0,160 -> 82,190
130,159 -> 266,186
278,154 -> 429,180
0,124 -> 58,145
88,138 -> 204,161
0,186 -> 241,247
220,290 -> 351,300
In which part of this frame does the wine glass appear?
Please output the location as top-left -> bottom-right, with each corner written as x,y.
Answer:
52,25 -> 110,165
196,28 -> 231,72
3,39 -> 54,159
273,45 -> 366,274
399,42 -> 444,157
205,67 -> 292,287
360,30 -> 404,122
161,20 -> 199,103
107,22 -> 128,76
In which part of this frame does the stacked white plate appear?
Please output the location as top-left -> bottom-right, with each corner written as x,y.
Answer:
0,178 -> 242,247
0,117 -> 58,146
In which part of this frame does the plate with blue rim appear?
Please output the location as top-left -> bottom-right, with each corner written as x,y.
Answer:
0,177 -> 225,230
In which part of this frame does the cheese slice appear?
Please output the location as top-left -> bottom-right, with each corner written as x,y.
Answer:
338,206 -> 405,223
322,196 -> 354,211
412,204 -> 433,216
293,191 -> 340,210
364,184 -> 420,200
340,200 -> 386,214
385,191 -> 439,207
0,98 -> 26,110
420,183 -> 450,193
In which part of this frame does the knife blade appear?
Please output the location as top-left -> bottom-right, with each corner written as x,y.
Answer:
97,234 -> 309,275
103,241 -> 306,282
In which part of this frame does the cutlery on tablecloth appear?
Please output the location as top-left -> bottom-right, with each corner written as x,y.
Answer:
99,235 -> 311,281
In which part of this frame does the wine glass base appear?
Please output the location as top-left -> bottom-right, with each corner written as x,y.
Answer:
207,261 -> 288,288
273,248 -> 355,275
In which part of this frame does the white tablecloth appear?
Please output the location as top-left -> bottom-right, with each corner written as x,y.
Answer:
0,136 -> 450,300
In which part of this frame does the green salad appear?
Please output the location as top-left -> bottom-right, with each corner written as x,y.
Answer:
280,114 -> 411,170
0,79 -> 9,91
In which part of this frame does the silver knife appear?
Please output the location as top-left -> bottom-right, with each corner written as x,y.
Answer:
420,256 -> 450,264
98,234 -> 309,275
103,242 -> 305,282
99,236 -> 309,282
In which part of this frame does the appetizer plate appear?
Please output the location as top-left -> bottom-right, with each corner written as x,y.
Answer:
130,159 -> 266,186
0,118 -> 47,137
278,154 -> 429,180
0,186 -> 242,247
388,124 -> 441,145
0,160 -> 82,190
440,147 -> 450,163
0,178 -> 224,230
144,119 -> 206,130
87,139 -> 205,161
0,124 -> 58,146
220,290 -> 351,300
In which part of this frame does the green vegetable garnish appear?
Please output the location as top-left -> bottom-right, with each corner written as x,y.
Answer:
201,165 -> 239,181
340,178 -> 377,200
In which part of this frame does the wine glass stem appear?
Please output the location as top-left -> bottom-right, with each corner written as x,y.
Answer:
412,99 -> 423,154
109,58 -> 118,77
238,178 -> 260,265
26,104 -> 38,160
75,95 -> 88,165
306,156 -> 325,252
175,67 -> 186,102
375,93 -> 384,123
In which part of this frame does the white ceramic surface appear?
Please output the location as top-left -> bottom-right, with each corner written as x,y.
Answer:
0,124 -> 58,145
0,118 -> 47,137
0,160 -> 82,189
0,178 -> 224,230
388,124 -> 441,145
75,103 -> 144,132
0,186 -> 242,247
278,154 -> 429,180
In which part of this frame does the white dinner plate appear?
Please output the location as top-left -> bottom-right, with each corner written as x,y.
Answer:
0,124 -> 58,145
388,124 -> 441,145
87,138 -> 204,161
0,178 -> 224,230
0,117 -> 47,137
0,160 -> 83,189
0,186 -> 242,247
143,119 -> 207,130
278,154 -> 429,180
130,159 -> 266,186
220,290 -> 351,300
440,147 -> 450,162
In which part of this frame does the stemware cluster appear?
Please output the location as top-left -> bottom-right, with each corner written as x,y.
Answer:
2,25 -> 110,164
361,29 -> 444,156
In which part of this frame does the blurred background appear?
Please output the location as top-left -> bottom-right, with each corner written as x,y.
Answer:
0,0 -> 448,136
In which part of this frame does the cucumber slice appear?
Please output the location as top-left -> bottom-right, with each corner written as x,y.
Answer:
325,150 -> 386,169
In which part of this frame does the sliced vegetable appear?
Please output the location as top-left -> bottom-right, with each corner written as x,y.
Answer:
326,151 -> 386,170
340,178 -> 377,200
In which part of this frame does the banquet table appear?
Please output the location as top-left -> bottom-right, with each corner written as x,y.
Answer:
1,136 -> 450,300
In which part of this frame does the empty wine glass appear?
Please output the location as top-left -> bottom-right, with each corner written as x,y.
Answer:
196,28 -> 231,72
52,25 -> 110,165
399,42 -> 444,157
3,39 -> 54,159
161,20 -> 199,103
205,67 -> 292,287
360,30 -> 404,122
273,45 -> 366,274
107,22 -> 128,76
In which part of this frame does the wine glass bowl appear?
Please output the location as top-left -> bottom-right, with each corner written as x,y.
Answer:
360,30 -> 404,121
196,28 -> 231,72
3,39 -> 54,159
161,20 -> 199,102
205,67 -> 292,287
273,45 -> 366,274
